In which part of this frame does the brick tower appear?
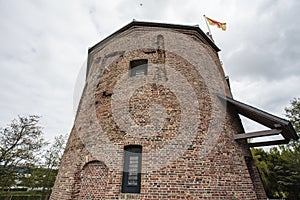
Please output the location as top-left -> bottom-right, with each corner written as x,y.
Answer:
50,21 -> 298,199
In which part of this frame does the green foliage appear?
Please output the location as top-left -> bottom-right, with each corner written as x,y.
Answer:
252,98 -> 300,199
0,115 -> 67,199
285,98 -> 300,134
40,134 -> 67,197
0,115 -> 47,190
283,98 -> 300,199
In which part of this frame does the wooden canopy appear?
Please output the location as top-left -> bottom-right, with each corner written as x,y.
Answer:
218,94 -> 299,147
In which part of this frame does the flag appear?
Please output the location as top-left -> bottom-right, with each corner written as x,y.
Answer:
205,16 -> 226,31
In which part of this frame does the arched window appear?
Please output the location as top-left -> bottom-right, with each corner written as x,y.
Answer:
122,145 -> 142,193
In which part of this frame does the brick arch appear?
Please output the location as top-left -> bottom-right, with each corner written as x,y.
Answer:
78,160 -> 108,200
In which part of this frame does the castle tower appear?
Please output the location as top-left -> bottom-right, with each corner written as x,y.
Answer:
50,21 -> 298,200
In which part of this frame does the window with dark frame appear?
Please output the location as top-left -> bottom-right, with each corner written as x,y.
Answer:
130,59 -> 148,77
122,145 -> 142,193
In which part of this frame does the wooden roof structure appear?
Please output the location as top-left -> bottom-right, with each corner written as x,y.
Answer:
218,94 -> 299,147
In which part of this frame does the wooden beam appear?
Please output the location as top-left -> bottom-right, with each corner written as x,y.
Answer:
234,129 -> 282,140
248,139 -> 290,148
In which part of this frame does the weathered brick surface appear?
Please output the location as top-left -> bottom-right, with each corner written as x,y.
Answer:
78,161 -> 108,199
50,24 -> 267,199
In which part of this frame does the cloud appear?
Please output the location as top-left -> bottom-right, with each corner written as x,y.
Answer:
0,0 -> 299,143
217,0 -> 300,128
0,0 -> 97,140
222,0 -> 300,81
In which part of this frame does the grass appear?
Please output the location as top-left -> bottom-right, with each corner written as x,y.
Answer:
0,190 -> 51,200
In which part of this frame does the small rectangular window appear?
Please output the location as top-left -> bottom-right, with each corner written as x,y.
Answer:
130,59 -> 148,77
122,145 -> 142,193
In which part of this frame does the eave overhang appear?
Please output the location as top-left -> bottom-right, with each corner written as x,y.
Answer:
218,94 -> 299,147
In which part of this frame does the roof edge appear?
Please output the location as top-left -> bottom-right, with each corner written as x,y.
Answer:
88,20 -> 221,53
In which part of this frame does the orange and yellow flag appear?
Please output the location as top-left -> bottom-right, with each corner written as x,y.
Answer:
205,16 -> 226,31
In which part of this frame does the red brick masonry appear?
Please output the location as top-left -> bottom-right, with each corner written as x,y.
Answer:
50,22 -> 267,200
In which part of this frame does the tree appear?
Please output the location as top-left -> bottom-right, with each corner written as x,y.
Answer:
276,146 -> 300,199
285,98 -> 300,145
251,147 -> 285,198
0,115 -> 47,190
18,133 -> 67,199
40,134 -> 67,197
283,98 -> 300,199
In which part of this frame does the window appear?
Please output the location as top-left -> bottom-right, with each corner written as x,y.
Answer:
130,59 -> 148,77
122,145 -> 142,193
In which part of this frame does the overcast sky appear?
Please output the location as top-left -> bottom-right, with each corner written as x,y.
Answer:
1,0 -> 300,143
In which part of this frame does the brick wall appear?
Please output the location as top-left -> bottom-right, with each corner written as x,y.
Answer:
50,24 -> 267,199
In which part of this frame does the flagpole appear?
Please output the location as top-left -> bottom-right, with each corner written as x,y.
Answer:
203,15 -> 213,40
